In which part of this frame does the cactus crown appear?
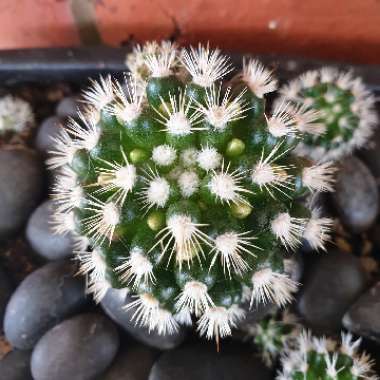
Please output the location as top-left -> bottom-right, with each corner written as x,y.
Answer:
278,68 -> 377,162
278,331 -> 378,380
0,95 -> 34,135
50,41 -> 335,340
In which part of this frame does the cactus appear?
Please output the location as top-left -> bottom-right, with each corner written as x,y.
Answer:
244,311 -> 300,366
277,68 -> 378,162
49,41 -> 335,340
278,330 -> 378,380
0,95 -> 34,136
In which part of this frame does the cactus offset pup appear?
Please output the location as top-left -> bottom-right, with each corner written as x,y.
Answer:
244,311 -> 300,366
278,331 -> 378,380
50,42 -> 335,340
278,68 -> 377,162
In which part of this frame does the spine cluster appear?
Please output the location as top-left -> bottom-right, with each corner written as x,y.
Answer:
50,41 -> 336,340
278,331 -> 378,380
278,68 -> 378,162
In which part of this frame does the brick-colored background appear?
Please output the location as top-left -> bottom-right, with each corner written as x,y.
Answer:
0,1 -> 80,48
0,0 -> 379,64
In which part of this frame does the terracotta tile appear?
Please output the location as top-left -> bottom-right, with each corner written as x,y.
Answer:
0,0 -> 79,49
94,0 -> 380,63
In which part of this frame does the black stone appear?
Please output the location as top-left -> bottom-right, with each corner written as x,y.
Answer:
148,342 -> 272,380
0,148 -> 45,238
4,260 -> 86,349
31,313 -> 119,380
298,250 -> 367,333
34,116 -> 65,154
26,199 -> 74,260
101,288 -> 187,350
101,344 -> 158,380
332,157 -> 379,233
0,350 -> 33,380
343,281 -> 380,342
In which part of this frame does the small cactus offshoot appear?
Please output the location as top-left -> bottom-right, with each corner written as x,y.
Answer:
0,95 -> 34,135
50,41 -> 335,340
278,330 -> 378,380
244,311 -> 300,366
278,68 -> 378,162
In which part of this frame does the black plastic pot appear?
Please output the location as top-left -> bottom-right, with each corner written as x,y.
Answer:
0,46 -> 379,96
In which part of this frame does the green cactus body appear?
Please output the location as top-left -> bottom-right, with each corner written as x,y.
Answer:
278,68 -> 377,162
49,41 -> 336,339
278,331 -> 378,380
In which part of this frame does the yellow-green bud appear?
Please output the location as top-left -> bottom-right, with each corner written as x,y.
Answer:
226,138 -> 245,157
129,148 -> 149,164
147,210 -> 165,231
230,201 -> 252,219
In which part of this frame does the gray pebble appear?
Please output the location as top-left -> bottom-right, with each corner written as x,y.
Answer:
101,344 -> 157,380
0,350 -> 33,380
101,288 -> 187,350
0,148 -> 45,238
26,199 -> 74,260
333,157 -> 378,233
34,116 -> 65,154
357,118 -> 380,182
343,281 -> 380,342
298,250 -> 367,333
31,313 -> 119,380
149,342 -> 272,380
56,96 -> 80,119
4,260 -> 86,349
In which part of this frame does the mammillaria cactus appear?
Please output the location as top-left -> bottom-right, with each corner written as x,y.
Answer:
49,41 -> 335,340
0,95 -> 34,136
278,68 -> 378,162
278,331 -> 378,380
